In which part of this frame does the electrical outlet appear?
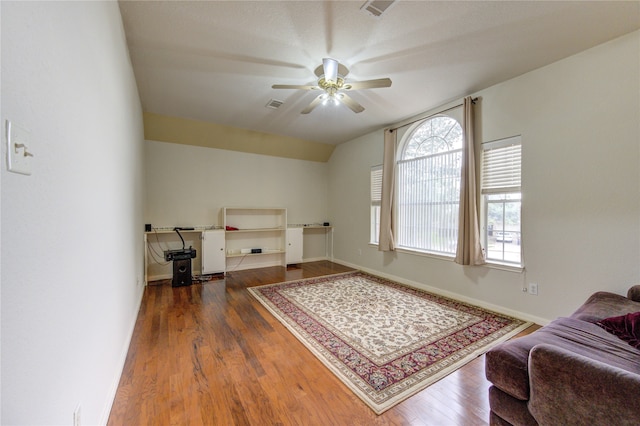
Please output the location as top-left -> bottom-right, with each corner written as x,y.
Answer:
73,404 -> 81,426
528,282 -> 538,296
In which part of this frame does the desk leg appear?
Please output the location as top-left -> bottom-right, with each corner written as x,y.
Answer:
330,227 -> 334,261
143,233 -> 148,286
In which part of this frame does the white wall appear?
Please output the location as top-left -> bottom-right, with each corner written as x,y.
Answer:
145,140 -> 330,277
329,30 -> 640,324
1,2 -> 145,424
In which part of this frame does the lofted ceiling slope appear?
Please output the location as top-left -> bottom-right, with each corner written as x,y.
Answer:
119,1 -> 640,146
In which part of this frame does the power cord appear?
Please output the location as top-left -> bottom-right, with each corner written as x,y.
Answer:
224,254 -> 248,275
147,229 -> 171,266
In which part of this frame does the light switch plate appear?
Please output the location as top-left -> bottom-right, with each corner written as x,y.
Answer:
6,120 -> 33,175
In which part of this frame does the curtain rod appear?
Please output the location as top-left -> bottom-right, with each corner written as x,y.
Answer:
389,97 -> 478,132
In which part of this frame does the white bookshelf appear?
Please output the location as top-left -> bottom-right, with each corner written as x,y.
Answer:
223,207 -> 287,272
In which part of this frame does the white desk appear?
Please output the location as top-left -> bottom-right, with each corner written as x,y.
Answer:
288,225 -> 333,262
144,225 -> 333,283
143,227 -> 220,284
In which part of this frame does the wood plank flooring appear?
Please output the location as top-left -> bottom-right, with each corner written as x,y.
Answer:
108,261 -> 538,426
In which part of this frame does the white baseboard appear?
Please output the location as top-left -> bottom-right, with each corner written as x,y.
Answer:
226,258 -> 283,272
99,285 -> 146,425
150,257 -> 332,281
147,272 -> 172,282
332,258 -> 550,326
301,256 -> 330,263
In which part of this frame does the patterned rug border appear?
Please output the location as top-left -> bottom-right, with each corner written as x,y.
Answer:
248,270 -> 532,414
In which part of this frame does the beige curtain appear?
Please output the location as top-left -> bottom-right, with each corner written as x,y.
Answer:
455,97 -> 486,265
378,129 -> 396,251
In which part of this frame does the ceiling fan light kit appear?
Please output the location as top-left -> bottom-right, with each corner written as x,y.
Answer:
272,57 -> 391,114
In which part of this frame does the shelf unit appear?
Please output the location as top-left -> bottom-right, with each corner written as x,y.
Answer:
223,207 -> 287,272
143,213 -> 334,282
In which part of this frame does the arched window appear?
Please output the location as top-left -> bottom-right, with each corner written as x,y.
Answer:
396,115 -> 463,255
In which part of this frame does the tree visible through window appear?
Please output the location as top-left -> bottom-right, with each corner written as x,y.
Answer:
396,116 -> 463,255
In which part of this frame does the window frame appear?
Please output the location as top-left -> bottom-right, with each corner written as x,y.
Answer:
481,136 -> 523,267
394,113 -> 464,257
370,165 -> 382,245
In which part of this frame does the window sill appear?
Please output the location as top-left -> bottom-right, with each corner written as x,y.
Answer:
395,247 -> 455,262
484,261 -> 524,273
368,244 -> 454,261
371,243 -> 524,272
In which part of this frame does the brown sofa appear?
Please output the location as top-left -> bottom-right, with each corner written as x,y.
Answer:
485,286 -> 640,426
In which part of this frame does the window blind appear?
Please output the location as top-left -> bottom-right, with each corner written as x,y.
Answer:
370,165 -> 383,244
396,150 -> 461,253
371,165 -> 382,203
482,136 -> 521,194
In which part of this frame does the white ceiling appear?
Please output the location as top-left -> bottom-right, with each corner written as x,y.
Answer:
119,1 -> 640,145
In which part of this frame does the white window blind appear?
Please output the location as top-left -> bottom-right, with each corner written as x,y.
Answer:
370,165 -> 382,244
482,136 -> 521,194
371,165 -> 382,203
395,115 -> 463,255
482,136 -> 522,265
397,152 -> 461,253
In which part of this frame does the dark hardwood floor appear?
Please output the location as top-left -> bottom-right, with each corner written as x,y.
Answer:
108,261 -> 538,425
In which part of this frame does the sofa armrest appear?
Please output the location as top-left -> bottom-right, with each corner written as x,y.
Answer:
627,285 -> 640,302
528,344 -> 640,426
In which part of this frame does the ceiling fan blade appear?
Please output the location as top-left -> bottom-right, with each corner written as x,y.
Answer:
272,84 -> 319,90
301,95 -> 325,114
343,78 -> 392,90
339,93 -> 365,113
322,58 -> 339,84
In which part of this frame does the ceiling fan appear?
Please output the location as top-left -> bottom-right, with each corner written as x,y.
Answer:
271,58 -> 392,114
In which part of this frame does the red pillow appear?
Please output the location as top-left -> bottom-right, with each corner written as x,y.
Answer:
597,311 -> 640,349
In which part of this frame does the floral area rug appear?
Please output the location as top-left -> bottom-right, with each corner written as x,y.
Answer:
248,271 -> 531,414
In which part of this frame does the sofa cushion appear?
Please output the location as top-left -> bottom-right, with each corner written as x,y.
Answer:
529,344 -> 640,426
486,317 -> 640,400
627,285 -> 640,302
571,291 -> 640,323
597,311 -> 640,349
486,332 -> 537,400
489,386 -> 538,426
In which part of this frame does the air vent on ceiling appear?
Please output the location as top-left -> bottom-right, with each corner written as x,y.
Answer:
265,99 -> 284,109
360,0 -> 396,18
